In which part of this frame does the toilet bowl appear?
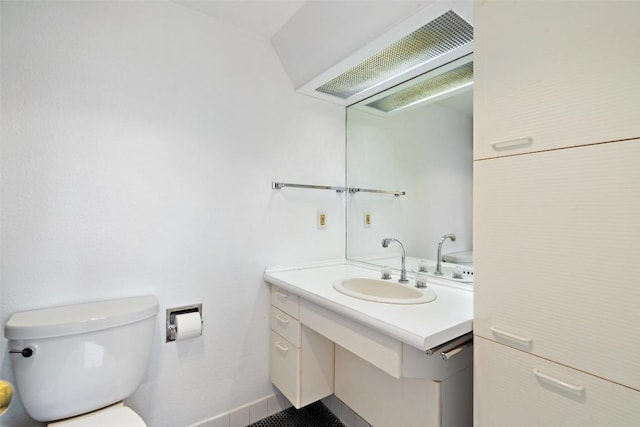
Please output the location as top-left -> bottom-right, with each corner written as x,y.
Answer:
4,296 -> 158,425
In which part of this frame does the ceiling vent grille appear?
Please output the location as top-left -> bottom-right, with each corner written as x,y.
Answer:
315,10 -> 473,100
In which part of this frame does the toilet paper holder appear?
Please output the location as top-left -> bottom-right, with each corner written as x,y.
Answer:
166,304 -> 202,342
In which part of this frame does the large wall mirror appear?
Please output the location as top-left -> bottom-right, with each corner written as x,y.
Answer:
346,54 -> 474,282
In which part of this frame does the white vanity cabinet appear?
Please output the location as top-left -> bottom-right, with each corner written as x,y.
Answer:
265,263 -> 474,426
474,0 -> 640,160
270,286 -> 334,409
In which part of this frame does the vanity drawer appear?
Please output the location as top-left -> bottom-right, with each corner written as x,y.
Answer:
271,286 -> 299,319
474,336 -> 640,426
270,327 -> 334,409
271,307 -> 301,347
270,331 -> 300,406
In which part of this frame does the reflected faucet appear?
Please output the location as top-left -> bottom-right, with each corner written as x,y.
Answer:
435,234 -> 456,276
381,238 -> 408,283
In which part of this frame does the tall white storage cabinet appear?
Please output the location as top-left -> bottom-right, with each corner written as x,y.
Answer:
473,1 -> 640,425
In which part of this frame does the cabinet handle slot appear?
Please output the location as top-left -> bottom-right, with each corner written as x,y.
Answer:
275,341 -> 289,353
275,314 -> 290,325
491,136 -> 533,151
275,290 -> 288,300
490,326 -> 533,345
534,368 -> 585,395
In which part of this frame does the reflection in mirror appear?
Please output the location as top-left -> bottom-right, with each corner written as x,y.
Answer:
346,55 -> 473,283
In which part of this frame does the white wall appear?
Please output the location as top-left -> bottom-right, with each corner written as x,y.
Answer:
0,1 -> 344,426
347,101 -> 473,262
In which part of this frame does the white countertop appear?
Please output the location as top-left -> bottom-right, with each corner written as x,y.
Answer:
264,260 -> 473,351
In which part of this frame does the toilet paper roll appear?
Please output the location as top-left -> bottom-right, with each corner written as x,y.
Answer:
175,312 -> 202,341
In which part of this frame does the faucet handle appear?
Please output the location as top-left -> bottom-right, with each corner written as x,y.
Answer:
415,273 -> 428,288
381,267 -> 392,280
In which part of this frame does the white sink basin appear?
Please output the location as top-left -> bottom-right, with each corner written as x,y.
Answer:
333,278 -> 437,304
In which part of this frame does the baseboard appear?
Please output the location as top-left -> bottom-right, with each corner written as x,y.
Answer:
186,392 -> 370,427
186,392 -> 292,427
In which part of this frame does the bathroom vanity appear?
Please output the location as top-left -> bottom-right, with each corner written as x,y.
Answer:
264,260 -> 473,427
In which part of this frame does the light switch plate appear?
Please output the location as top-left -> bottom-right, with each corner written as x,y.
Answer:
318,211 -> 327,229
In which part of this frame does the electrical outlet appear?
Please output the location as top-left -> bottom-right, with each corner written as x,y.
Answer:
364,212 -> 372,228
318,211 -> 327,230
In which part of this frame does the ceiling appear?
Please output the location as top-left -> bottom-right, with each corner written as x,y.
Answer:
173,0 -> 307,39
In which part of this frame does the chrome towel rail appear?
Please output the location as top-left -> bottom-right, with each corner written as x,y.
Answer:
272,182 -> 346,193
348,187 -> 406,197
272,182 -> 405,196
441,339 -> 472,360
425,332 -> 473,356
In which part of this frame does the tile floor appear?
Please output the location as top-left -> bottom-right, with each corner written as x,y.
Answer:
247,401 -> 344,427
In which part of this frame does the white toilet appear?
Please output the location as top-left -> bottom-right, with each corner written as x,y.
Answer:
4,295 -> 158,426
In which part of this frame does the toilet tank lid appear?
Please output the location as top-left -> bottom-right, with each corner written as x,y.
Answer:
5,295 -> 159,340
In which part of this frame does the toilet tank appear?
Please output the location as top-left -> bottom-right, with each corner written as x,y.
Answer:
4,296 -> 159,422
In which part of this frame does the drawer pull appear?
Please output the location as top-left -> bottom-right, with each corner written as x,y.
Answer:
274,341 -> 289,353
275,314 -> 290,325
490,326 -> 533,345
275,289 -> 288,300
491,136 -> 533,151
534,368 -> 585,395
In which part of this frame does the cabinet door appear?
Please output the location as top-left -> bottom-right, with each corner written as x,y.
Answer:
474,0 -> 640,159
474,337 -> 640,427
474,139 -> 640,390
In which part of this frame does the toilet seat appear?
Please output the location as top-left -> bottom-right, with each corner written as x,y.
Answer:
48,404 -> 146,427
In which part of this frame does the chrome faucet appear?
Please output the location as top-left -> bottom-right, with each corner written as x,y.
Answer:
381,238 -> 408,283
435,234 -> 456,276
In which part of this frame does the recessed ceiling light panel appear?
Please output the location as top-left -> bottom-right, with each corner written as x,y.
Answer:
365,61 -> 473,113
314,10 -> 473,100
